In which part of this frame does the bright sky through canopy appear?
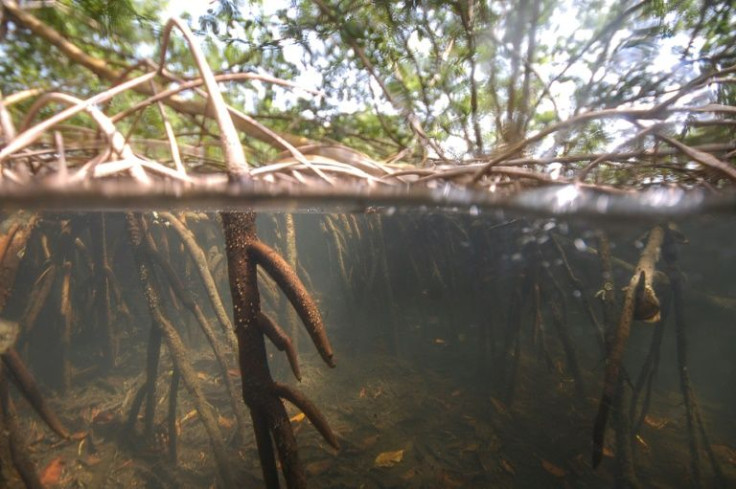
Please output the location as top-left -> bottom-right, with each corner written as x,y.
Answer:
162,0 -> 710,161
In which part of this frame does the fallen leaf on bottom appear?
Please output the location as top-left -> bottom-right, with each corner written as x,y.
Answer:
289,412 -> 306,423
227,368 -> 240,378
218,415 -> 235,429
180,409 -> 198,424
80,454 -> 101,467
541,459 -> 566,477
359,434 -> 380,449
644,414 -> 669,430
305,459 -> 331,476
374,449 -> 404,467
40,457 -> 65,486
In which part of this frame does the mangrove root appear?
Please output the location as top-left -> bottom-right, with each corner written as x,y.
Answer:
222,210 -> 337,489
126,212 -> 235,487
592,225 -> 664,468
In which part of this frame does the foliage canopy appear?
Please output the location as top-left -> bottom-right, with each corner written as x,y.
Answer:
0,0 -> 734,193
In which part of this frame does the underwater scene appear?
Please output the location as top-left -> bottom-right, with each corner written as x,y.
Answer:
0,209 -> 734,489
2,0 -> 735,485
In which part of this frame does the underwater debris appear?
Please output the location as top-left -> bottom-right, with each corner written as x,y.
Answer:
290,412 -> 306,423
541,458 -> 567,478
592,225 -> 665,468
39,456 -> 65,487
0,317 -> 19,354
374,449 -> 404,467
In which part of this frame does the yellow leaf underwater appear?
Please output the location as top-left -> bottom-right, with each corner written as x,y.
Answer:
374,449 -> 404,467
290,412 -> 306,423
180,409 -> 198,424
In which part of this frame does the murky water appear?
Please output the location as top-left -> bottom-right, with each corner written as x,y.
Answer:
0,203 -> 734,488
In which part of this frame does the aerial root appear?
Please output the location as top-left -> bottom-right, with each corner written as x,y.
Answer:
142,227 -> 251,444
592,226 -> 665,468
257,311 -> 302,381
167,368 -> 180,463
0,373 -> 45,489
249,239 -> 335,367
2,348 -> 72,439
126,212 -> 236,487
273,381 -> 340,450
223,210 -> 337,487
664,227 -> 726,487
250,407 -> 280,489
160,212 -> 238,352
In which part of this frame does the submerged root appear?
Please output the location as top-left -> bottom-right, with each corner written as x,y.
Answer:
141,223 -> 251,445
126,212 -> 235,487
665,227 -> 725,488
273,381 -> 340,450
593,225 -> 664,468
2,348 -> 72,440
223,210 -> 337,488
258,312 -> 301,381
249,240 -> 335,367
0,373 -> 45,489
160,212 -> 238,353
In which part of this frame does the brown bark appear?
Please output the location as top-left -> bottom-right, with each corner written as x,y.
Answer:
593,226 -> 664,468
126,213 -> 235,487
273,382 -> 339,450
249,240 -> 334,366
283,214 -> 300,350
142,318 -> 162,438
0,212 -> 37,310
2,348 -> 71,439
222,211 -> 337,488
161,212 -> 238,353
89,213 -> 117,370
59,261 -> 72,394
143,230 -> 251,445
664,228 -> 724,487
0,371 -> 45,489
17,264 -> 56,349
167,368 -> 180,463
257,312 -> 301,381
